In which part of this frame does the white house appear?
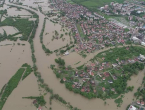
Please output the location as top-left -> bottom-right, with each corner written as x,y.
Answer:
140,54 -> 145,60
63,51 -> 69,56
141,42 -> 145,46
128,105 -> 137,110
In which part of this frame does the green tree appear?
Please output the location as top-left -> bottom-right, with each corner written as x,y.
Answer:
55,57 -> 65,66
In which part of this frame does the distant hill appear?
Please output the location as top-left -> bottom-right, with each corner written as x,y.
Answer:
71,0 -> 124,11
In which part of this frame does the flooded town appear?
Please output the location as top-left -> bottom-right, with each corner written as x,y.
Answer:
0,0 -> 145,110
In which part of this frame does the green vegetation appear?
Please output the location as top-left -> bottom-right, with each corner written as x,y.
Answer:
55,57 -> 65,66
74,61 -> 81,65
0,68 -> 25,110
66,0 -> 75,4
49,94 -> 81,110
22,63 -> 33,80
76,64 -> 84,70
23,96 -> 46,108
134,76 -> 145,100
40,18 -> 52,54
96,46 -> 145,63
79,51 -> 87,58
2,4 -> 81,110
131,10 -> 145,17
76,23 -> 85,38
114,95 -> 124,107
0,29 -> 20,42
0,9 -> 7,22
52,46 -> 145,101
56,44 -> 75,54
72,0 -> 125,11
0,0 -> 5,7
0,18 -> 34,41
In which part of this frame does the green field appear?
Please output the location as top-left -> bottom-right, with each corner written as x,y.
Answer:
72,0 -> 125,10
76,23 -> 85,38
66,0 -> 75,4
95,46 -> 145,63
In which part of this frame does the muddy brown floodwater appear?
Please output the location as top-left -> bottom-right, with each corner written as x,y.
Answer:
43,19 -> 71,51
0,26 -> 20,36
3,1 -> 145,110
3,73 -> 40,110
0,40 -> 32,90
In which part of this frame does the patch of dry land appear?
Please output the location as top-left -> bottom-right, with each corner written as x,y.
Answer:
0,40 -> 32,90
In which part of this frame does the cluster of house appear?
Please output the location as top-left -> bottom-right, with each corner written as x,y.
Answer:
100,0 -> 145,34
51,0 -> 88,19
60,52 -> 145,94
49,0 -> 134,54
100,1 -> 145,16
128,100 -> 145,110
136,100 -> 145,106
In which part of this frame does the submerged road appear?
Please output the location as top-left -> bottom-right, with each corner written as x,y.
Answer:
5,1 -> 145,110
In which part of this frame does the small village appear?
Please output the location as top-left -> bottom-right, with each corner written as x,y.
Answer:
49,0 -> 145,57
47,0 -> 145,109
52,46 -> 145,101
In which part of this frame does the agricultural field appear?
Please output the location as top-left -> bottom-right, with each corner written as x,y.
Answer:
72,0 -> 125,10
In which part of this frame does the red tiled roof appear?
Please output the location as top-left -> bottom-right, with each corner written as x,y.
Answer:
38,106 -> 42,110
63,78 -> 66,81
104,72 -> 110,77
91,72 -> 94,76
72,84 -> 75,88
102,87 -> 105,91
94,90 -> 96,93
81,88 -> 85,92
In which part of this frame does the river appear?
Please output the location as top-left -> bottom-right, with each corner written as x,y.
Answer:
3,1 -> 145,110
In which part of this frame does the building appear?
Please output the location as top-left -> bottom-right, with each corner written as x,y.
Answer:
37,106 -> 42,110
139,54 -> 145,60
141,42 -> 145,46
63,51 -> 69,56
128,105 -> 137,110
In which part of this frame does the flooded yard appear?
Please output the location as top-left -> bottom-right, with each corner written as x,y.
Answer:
43,19 -> 71,51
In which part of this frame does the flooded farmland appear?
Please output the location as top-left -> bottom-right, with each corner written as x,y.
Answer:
3,73 -> 39,110
0,26 -> 20,36
43,19 -> 71,51
6,7 -> 32,17
0,0 -> 145,110
0,40 -> 32,90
